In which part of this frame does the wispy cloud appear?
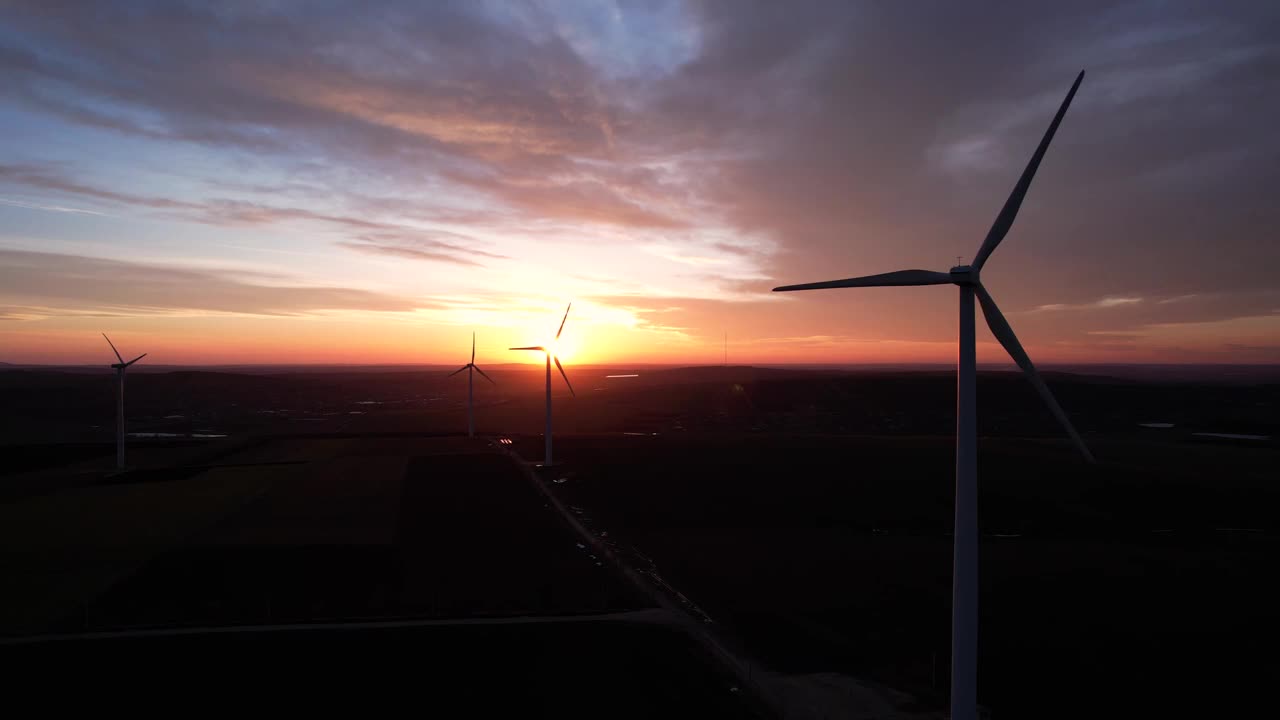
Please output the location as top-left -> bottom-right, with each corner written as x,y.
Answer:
337,230 -> 508,266
0,249 -> 436,318
644,245 -> 731,266
0,195 -> 106,215
0,163 -> 505,266
1032,296 -> 1144,313
336,241 -> 482,266
0,163 -> 201,210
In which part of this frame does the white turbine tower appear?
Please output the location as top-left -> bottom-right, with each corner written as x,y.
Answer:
510,303 -> 575,466
773,71 -> 1093,720
103,333 -> 147,471
449,332 -> 495,437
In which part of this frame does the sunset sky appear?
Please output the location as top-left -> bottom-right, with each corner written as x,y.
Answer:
2,1 -> 1277,366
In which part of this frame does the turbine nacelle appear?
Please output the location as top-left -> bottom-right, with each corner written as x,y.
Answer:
949,265 -> 977,283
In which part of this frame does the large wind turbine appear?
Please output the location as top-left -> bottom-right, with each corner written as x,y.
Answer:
103,333 -> 147,471
773,71 -> 1093,720
510,303 -> 575,466
449,332 -> 495,437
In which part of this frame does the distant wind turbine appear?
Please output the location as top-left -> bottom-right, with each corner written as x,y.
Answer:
103,333 -> 147,471
449,332 -> 495,438
510,303 -> 575,465
773,71 -> 1093,720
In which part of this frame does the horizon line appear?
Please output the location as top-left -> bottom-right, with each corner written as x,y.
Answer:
4,361 -> 1279,369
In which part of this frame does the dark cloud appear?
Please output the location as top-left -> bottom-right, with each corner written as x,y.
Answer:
0,249 -> 433,316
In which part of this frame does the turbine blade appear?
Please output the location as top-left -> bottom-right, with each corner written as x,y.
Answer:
473,365 -> 495,384
556,302 -> 571,340
510,346 -> 546,352
972,71 -> 1085,271
976,284 -> 1095,463
103,333 -> 124,363
449,364 -> 470,377
553,356 -> 575,397
125,353 -> 147,367
471,332 -> 475,364
774,269 -> 953,292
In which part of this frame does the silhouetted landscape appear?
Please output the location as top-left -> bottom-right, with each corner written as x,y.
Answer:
3,365 -> 1277,717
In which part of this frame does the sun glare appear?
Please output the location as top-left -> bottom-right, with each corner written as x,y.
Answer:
549,336 -> 578,362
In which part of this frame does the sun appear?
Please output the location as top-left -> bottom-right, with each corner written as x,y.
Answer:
548,336 -> 578,362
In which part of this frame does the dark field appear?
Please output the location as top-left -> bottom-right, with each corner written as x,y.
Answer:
2,365 -> 1277,717
0,436 -> 648,630
0,432 -> 760,716
6,619 -> 757,718
545,433 -> 1279,718
74,449 -> 643,629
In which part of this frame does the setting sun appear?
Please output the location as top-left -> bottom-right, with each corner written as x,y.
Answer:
548,336 -> 579,363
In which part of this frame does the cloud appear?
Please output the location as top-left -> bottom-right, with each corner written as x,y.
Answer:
644,245 -> 731,266
449,172 -> 690,229
336,230 -> 508,266
0,2 -> 664,231
1032,296 -> 1144,313
1096,297 -> 1143,308
0,249 -> 433,318
0,195 -> 106,215
0,163 -> 504,265
336,241 -> 482,266
0,163 -> 202,210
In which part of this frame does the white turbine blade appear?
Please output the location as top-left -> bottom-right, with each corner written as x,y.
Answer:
124,353 -> 147,367
774,269 -> 952,292
976,284 -> 1095,463
510,346 -> 545,352
449,364 -> 470,377
471,332 -> 475,364
556,302 -> 571,340
553,356 -> 575,397
473,365 -> 496,384
103,333 -> 124,363
971,71 -> 1085,271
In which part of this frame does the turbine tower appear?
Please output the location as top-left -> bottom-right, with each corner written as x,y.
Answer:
510,303 -> 575,466
103,333 -> 147,471
773,71 -> 1093,720
449,332 -> 495,437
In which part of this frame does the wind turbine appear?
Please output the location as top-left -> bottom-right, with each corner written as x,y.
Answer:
510,303 -> 575,466
449,332 -> 495,437
773,71 -> 1093,720
103,333 -> 147,471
